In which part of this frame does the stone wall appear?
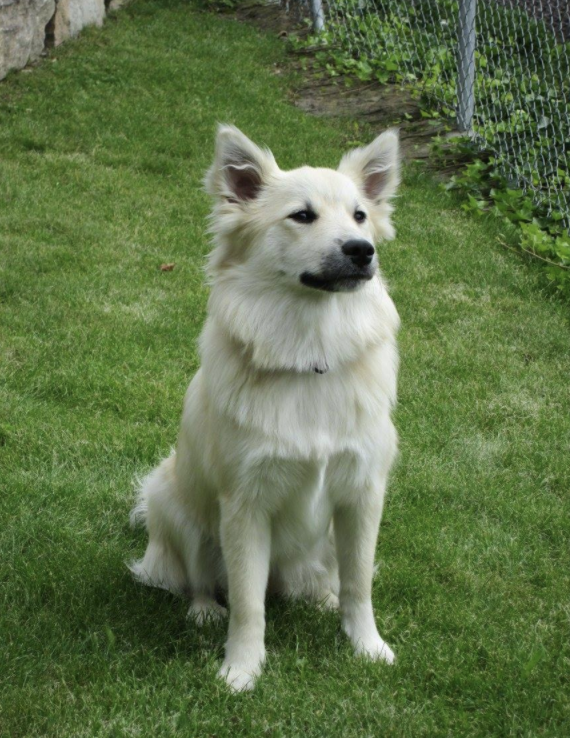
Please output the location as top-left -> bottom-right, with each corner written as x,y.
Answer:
0,0 -> 125,81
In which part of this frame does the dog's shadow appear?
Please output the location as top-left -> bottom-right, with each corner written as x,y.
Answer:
81,556 -> 345,673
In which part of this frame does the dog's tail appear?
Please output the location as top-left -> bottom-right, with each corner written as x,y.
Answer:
128,454 -> 188,595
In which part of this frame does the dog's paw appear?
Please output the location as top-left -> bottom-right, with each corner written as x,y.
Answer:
342,602 -> 395,664
317,592 -> 340,611
217,661 -> 261,692
218,637 -> 266,692
353,636 -> 395,664
187,597 -> 228,626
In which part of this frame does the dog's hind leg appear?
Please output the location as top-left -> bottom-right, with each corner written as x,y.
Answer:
131,453 -> 225,622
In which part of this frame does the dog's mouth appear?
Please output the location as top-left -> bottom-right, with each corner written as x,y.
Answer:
300,269 -> 373,293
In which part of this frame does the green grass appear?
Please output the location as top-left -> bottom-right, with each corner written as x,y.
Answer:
1,1 -> 569,735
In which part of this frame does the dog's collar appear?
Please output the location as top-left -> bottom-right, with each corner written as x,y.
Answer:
233,334 -> 330,375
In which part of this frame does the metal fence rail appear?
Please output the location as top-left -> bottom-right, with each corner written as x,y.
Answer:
288,0 -> 570,229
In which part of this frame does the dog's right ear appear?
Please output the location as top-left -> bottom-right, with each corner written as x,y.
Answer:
205,125 -> 277,203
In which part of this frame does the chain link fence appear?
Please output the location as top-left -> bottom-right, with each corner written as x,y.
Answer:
288,0 -> 570,230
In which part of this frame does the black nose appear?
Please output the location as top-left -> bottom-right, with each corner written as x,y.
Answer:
341,239 -> 375,268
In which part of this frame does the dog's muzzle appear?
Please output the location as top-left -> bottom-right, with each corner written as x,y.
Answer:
300,240 -> 376,293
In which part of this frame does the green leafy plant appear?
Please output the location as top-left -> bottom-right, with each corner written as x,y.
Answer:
439,144 -> 570,296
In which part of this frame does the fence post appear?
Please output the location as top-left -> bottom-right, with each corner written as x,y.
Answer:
310,0 -> 325,32
457,0 -> 477,132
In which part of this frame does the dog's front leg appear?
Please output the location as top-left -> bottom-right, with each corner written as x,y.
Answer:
218,496 -> 270,692
334,490 -> 395,664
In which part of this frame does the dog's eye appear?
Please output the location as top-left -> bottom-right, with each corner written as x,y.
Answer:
288,210 -> 317,224
354,210 -> 367,223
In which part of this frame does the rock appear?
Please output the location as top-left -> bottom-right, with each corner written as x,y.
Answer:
53,0 -> 105,46
0,0 -> 56,80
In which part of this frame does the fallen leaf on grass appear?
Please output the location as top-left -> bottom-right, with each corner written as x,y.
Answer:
160,263 -> 175,272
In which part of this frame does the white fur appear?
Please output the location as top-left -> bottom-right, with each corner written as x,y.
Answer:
130,125 -> 401,691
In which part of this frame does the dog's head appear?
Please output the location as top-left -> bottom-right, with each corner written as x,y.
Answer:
205,125 -> 399,293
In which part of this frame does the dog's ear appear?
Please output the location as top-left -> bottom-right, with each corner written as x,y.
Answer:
205,125 -> 277,203
338,129 -> 400,203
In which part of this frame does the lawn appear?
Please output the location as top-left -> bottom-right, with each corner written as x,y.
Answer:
1,0 -> 569,735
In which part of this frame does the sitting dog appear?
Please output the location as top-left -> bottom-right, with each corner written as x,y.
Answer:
130,125 -> 400,691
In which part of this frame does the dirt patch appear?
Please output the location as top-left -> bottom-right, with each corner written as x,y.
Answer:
289,57 -> 449,161
233,1 -> 454,163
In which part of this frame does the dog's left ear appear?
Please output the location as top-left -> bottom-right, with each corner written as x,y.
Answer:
205,124 -> 278,203
338,129 -> 400,204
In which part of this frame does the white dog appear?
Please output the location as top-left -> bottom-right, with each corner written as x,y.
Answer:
130,125 -> 401,691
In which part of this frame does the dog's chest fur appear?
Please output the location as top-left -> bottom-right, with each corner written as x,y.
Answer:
199,277 -> 397,447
